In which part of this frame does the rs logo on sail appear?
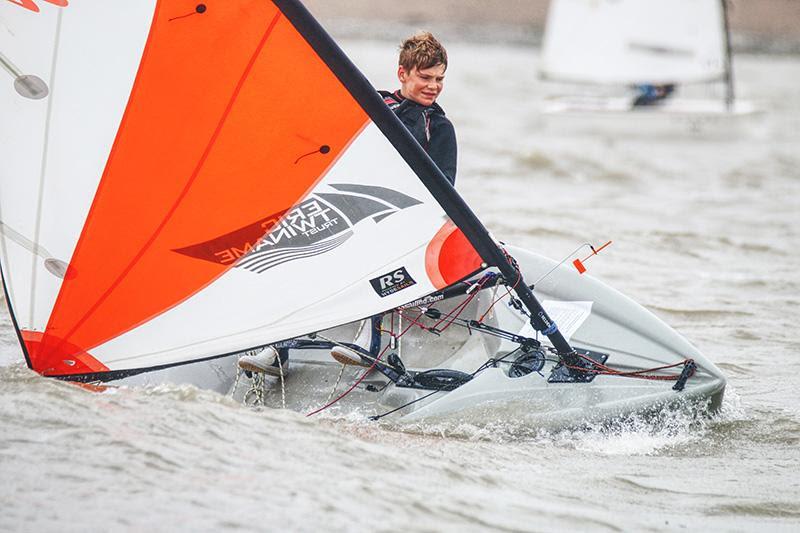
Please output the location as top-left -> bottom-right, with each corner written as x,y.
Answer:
370,267 -> 417,298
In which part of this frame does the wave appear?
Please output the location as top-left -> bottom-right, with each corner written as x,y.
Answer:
648,305 -> 754,320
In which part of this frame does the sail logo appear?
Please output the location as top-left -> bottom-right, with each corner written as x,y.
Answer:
174,183 -> 422,274
258,199 -> 339,246
370,267 -> 417,298
6,0 -> 67,13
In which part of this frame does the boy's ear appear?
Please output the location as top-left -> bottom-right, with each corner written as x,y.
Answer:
397,65 -> 408,82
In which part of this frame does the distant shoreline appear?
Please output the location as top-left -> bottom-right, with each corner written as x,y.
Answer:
304,0 -> 800,54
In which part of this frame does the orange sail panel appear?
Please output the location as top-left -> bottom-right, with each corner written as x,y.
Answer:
29,2 -> 368,374
425,221 -> 484,290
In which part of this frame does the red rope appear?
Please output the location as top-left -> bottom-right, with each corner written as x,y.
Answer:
306,265 -> 523,416
478,272 -> 520,323
397,274 -> 496,334
429,287 -> 479,332
305,311 -> 425,417
565,353 -> 695,382
478,251 -> 523,323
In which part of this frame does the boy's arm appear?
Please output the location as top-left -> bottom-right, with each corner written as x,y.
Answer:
428,120 -> 457,186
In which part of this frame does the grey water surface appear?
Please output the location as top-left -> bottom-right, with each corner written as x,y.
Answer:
1,40 -> 799,532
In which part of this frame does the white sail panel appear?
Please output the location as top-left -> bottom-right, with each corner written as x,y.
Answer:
540,0 -> 727,85
0,2 -> 156,333
0,5 -> 60,329
90,123 -> 471,370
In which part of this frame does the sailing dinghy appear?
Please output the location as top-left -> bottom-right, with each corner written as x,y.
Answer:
539,0 -> 761,136
0,0 -> 725,425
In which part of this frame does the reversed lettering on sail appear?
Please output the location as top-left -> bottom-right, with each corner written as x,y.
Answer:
174,183 -> 422,273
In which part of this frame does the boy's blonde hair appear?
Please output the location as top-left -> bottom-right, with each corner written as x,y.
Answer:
398,31 -> 448,72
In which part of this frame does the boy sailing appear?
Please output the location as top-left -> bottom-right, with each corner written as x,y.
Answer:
239,31 -> 457,375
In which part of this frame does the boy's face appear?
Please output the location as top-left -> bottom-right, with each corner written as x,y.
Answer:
398,63 -> 446,106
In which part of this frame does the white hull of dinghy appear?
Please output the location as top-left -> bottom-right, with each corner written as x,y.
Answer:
222,245 -> 725,428
540,96 -> 764,138
384,245 -> 725,425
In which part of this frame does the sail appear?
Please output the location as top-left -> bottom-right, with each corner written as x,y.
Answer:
0,0 -> 487,380
540,0 -> 728,85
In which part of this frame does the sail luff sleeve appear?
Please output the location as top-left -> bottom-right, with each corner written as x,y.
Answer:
720,0 -> 735,110
0,266 -> 33,370
273,0 -> 575,355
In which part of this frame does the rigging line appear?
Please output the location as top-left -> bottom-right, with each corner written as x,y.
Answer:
478,278 -> 515,323
305,342 -> 391,417
396,310 -> 428,332
324,363 -> 347,406
230,366 -> 243,398
430,290 -> 477,332
566,353 -> 695,381
533,242 -> 593,286
467,267 -> 519,325
561,353 -> 694,382
29,7 -> 63,328
575,352 -> 688,375
401,298 -> 547,352
471,346 -> 523,376
498,250 -> 523,298
306,311 -> 425,417
401,309 -> 523,345
564,364 -> 689,381
49,11 -> 283,351
276,348 -> 286,409
427,274 -> 494,332
368,389 -> 441,421
369,347 -> 526,422
380,312 -> 394,347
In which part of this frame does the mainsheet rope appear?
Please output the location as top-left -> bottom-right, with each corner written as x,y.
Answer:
305,310 -> 425,417
564,352 -> 696,382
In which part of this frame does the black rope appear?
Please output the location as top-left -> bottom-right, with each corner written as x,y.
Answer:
368,389 -> 441,421
368,345 -> 530,421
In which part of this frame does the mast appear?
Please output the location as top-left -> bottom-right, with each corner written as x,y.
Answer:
274,0 -> 575,357
721,0 -> 735,110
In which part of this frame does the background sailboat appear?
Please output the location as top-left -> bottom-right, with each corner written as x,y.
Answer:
539,0 -> 761,135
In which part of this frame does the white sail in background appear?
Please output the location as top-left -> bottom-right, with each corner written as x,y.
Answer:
0,1 -> 482,379
540,0 -> 727,85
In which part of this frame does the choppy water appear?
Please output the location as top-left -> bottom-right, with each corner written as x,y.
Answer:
2,39 -> 799,532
